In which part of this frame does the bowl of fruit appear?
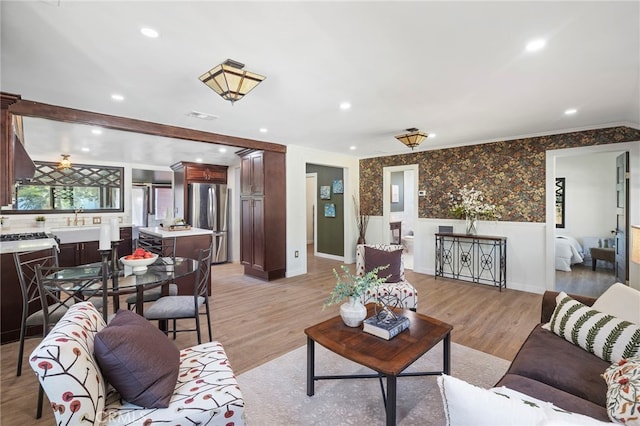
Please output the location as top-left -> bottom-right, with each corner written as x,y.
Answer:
120,248 -> 158,274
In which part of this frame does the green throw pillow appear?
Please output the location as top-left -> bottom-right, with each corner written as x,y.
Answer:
548,292 -> 640,362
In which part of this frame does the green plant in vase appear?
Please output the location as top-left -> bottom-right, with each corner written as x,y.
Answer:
324,264 -> 388,327
35,216 -> 46,228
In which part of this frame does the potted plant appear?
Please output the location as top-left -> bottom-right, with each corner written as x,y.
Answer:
448,185 -> 501,235
324,264 -> 388,327
35,215 -> 46,229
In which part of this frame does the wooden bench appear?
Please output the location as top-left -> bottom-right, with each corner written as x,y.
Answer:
590,247 -> 615,270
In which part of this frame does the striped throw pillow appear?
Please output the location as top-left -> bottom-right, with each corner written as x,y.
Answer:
549,292 -> 640,362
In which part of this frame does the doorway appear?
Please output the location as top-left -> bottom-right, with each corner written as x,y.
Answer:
383,164 -> 419,270
547,141 -> 639,295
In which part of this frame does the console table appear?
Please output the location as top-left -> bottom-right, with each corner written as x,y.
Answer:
435,233 -> 507,290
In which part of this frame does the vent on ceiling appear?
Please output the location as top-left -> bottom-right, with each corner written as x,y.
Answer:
187,111 -> 219,120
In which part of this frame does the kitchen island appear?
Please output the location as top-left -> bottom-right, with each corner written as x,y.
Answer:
137,226 -> 214,296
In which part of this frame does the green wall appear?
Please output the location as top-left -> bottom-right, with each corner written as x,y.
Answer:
359,126 -> 640,222
307,164 -> 344,256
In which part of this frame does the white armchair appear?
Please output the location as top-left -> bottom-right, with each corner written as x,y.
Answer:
356,244 -> 418,311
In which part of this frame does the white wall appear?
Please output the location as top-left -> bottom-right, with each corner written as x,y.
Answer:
555,151 -> 619,243
285,144 -> 360,277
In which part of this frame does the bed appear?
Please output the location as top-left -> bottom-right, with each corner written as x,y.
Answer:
555,235 -> 584,271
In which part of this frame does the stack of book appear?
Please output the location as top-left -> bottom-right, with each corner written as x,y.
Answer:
362,312 -> 410,340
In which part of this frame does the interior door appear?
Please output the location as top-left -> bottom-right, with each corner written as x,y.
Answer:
615,152 -> 629,283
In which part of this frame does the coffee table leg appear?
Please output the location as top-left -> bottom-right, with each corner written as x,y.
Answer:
386,375 -> 397,426
307,336 -> 315,396
444,332 -> 451,375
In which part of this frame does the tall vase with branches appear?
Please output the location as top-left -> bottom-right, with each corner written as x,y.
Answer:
353,194 -> 369,245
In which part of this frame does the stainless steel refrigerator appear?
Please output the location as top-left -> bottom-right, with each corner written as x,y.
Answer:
188,183 -> 229,264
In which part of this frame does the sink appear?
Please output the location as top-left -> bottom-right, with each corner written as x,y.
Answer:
51,226 -> 102,244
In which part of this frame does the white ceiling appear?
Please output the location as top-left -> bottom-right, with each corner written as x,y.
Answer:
1,1 -> 639,168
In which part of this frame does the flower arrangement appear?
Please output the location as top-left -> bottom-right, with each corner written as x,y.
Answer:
35,216 -> 46,222
449,185 -> 501,220
353,194 -> 369,244
323,264 -> 388,309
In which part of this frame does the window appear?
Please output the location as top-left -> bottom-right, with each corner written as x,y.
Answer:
12,162 -> 123,213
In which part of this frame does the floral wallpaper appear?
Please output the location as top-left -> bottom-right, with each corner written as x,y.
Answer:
359,126 -> 640,222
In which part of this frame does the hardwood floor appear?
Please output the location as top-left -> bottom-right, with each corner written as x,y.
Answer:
556,263 -> 619,298
0,251 -> 541,424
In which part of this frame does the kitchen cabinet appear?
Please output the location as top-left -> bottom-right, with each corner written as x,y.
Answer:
238,149 -> 286,280
58,227 -> 133,267
138,226 -> 213,295
171,161 -> 228,221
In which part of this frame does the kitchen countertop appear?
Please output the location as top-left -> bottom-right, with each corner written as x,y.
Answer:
0,238 -> 58,255
138,226 -> 214,238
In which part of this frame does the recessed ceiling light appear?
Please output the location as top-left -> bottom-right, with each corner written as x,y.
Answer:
140,27 -> 159,38
428,133 -> 436,138
339,102 -> 351,110
81,147 -> 90,152
91,128 -> 102,135
564,108 -> 577,115
111,94 -> 124,101
349,146 -> 356,150
218,147 -> 227,153
259,128 -> 268,133
195,158 -> 203,163
187,111 -> 218,120
525,39 -> 546,52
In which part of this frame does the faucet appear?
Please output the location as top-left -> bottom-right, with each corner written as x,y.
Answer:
73,207 -> 84,226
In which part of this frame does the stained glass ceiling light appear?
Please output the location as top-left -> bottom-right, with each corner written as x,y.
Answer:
199,59 -> 265,105
394,128 -> 429,150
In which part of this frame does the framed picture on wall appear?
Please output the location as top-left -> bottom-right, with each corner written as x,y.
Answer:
320,185 -> 331,199
555,177 -> 565,228
332,179 -> 344,194
324,203 -> 336,217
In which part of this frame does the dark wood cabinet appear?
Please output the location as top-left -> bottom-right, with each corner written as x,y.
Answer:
239,150 -> 285,280
171,161 -> 228,220
58,227 -> 133,267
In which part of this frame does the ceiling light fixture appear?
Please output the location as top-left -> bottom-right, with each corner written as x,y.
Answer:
340,102 -> 352,110
58,154 -> 71,169
199,59 -> 265,105
111,94 -> 124,102
140,27 -> 159,38
395,128 -> 429,150
564,108 -> 577,115
526,39 -> 546,52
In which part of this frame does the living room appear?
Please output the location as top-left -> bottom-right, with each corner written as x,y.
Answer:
1,1 -> 639,425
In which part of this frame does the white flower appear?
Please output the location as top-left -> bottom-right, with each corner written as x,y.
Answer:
449,185 -> 501,219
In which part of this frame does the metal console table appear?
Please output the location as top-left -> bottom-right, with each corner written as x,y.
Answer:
435,233 -> 507,291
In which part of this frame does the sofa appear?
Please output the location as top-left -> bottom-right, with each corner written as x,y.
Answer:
439,283 -> 640,425
29,302 -> 245,425
494,291 -> 610,421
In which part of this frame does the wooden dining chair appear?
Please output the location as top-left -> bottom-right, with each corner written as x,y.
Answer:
143,244 -> 213,344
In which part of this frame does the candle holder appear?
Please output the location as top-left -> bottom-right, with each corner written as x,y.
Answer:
111,239 -> 122,271
99,249 -> 111,323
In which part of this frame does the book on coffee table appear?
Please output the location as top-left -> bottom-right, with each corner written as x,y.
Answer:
363,313 -> 410,340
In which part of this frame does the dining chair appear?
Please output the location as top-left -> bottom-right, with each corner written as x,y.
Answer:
143,244 -> 213,344
13,247 -> 60,379
126,236 -> 178,310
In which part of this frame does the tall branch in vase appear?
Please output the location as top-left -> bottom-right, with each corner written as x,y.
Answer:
353,194 -> 369,245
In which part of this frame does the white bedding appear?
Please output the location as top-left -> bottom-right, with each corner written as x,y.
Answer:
555,235 -> 584,272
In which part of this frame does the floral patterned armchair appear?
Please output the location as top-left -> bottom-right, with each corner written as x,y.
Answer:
356,244 -> 418,311
29,302 -> 245,425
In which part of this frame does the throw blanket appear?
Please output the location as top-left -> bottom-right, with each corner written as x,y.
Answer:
555,235 -> 584,272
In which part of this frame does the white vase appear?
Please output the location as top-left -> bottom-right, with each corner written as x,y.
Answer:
340,296 -> 367,327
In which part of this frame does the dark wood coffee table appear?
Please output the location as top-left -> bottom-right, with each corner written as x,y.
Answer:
305,304 -> 453,426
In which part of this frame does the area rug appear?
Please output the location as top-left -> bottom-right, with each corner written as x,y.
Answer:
237,341 -> 510,425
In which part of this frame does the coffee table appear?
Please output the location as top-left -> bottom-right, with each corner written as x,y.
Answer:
305,304 -> 453,426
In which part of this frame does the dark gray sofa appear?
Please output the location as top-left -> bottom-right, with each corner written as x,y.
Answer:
494,291 -> 610,422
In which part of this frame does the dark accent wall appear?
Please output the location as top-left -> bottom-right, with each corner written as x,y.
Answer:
359,126 -> 640,222
390,171 -> 404,212
307,164 -> 344,256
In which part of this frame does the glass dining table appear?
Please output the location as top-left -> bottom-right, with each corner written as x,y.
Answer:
45,256 -> 198,322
